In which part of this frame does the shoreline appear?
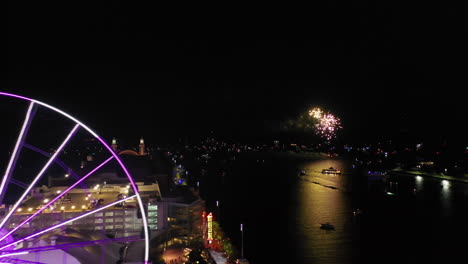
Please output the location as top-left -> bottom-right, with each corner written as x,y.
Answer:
390,169 -> 468,184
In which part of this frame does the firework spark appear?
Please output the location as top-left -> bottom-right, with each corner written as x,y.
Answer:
309,107 -> 323,119
309,107 -> 342,142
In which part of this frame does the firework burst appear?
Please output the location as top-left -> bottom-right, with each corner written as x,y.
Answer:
309,107 -> 342,142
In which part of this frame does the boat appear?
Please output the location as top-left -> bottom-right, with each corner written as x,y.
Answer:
320,222 -> 335,230
299,169 -> 307,175
322,167 -> 341,174
366,170 -> 389,181
353,208 -> 363,216
367,170 -> 387,176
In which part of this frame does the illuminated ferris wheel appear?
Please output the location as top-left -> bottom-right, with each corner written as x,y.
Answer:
0,92 -> 150,263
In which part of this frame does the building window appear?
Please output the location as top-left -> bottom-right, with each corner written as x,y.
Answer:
148,211 -> 158,217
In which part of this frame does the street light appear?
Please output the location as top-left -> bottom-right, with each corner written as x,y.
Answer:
240,223 -> 244,259
216,200 -> 220,223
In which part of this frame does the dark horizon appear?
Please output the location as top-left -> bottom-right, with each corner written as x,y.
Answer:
1,86 -> 465,147
6,4 -> 467,146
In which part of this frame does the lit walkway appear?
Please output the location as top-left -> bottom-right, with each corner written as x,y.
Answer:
163,247 -> 187,264
391,168 -> 468,184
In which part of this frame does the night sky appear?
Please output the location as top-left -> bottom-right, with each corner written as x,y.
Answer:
5,3 -> 467,145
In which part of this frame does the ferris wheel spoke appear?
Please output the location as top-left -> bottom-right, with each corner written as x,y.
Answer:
0,124 -> 80,230
0,156 -> 115,243
0,102 -> 36,205
0,251 -> 30,259
23,143 -> 94,195
0,251 -> 42,263
23,143 -> 81,180
0,195 -> 137,251
0,258 -> 47,264
0,235 -> 142,256
8,179 -> 28,189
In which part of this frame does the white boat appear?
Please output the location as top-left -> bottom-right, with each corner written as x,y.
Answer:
322,167 -> 341,174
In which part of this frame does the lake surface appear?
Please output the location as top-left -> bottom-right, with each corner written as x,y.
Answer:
200,152 -> 468,264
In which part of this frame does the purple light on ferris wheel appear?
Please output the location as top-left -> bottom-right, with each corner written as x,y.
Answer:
0,102 -> 35,203
0,195 -> 137,252
0,235 -> 141,255
95,136 -> 150,264
0,124 -> 80,230
0,156 -> 115,243
0,260 -> 42,264
23,143 -> 90,194
0,251 -> 29,258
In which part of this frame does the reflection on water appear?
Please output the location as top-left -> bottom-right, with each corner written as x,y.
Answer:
414,175 -> 423,191
294,157 -> 467,264
297,159 -> 354,264
219,154 -> 468,264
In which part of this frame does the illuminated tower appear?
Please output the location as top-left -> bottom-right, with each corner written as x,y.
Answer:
139,137 -> 146,156
111,137 -> 118,152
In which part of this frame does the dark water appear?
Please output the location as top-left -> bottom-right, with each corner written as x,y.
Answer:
202,152 -> 468,264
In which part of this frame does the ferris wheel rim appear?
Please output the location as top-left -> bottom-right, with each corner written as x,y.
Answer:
0,91 -> 150,263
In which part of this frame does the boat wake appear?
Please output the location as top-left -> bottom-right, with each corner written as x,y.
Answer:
298,177 -> 340,190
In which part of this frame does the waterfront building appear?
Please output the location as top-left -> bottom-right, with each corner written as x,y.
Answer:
0,137 -> 205,262
0,181 -> 166,239
165,197 -> 205,245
